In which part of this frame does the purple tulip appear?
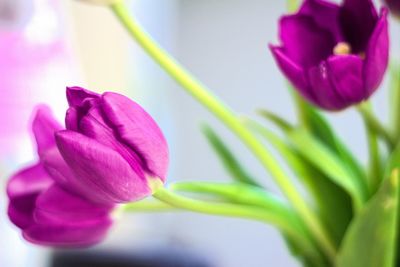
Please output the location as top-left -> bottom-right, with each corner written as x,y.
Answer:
384,0 -> 400,17
7,106 -> 113,247
270,0 -> 389,110
52,87 -> 169,204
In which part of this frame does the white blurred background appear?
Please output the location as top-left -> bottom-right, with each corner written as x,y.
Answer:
1,0 -> 399,266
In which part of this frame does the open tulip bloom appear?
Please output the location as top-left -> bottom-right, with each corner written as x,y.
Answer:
5,0 -> 400,266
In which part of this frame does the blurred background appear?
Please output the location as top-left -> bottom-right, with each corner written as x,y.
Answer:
0,0 -> 399,266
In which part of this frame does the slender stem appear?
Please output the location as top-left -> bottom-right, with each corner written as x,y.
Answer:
286,0 -> 300,12
366,129 -> 381,194
122,199 -> 174,212
123,184 -> 326,264
390,63 -> 400,143
357,103 -> 386,194
358,103 -> 381,194
110,2 -> 336,260
152,187 -> 313,250
357,103 -> 395,150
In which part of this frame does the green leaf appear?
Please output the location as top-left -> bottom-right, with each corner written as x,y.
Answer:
300,104 -> 366,187
258,102 -> 366,192
202,125 -> 259,186
257,109 -> 294,132
288,128 -> 368,210
337,170 -> 400,267
246,120 -> 352,247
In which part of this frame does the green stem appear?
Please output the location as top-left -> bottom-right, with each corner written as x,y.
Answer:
122,199 -> 174,212
152,186 -> 313,250
357,103 -> 395,150
358,105 -> 381,194
286,0 -> 300,12
110,2 -> 336,260
366,128 -> 381,194
390,63 -> 400,143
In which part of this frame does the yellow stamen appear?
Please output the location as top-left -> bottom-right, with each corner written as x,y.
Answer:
333,42 -> 351,55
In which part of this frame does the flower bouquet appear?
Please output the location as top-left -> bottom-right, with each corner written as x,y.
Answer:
5,0 -> 400,266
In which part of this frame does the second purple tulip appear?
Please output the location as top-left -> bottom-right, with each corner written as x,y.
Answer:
270,0 -> 389,111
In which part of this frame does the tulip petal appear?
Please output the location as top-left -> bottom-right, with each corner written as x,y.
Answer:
42,147 -> 112,203
269,45 -> 317,104
279,14 -> 335,68
299,0 -> 343,42
340,0 -> 378,53
34,185 -> 112,224
327,55 -> 364,103
8,194 -> 38,229
56,130 -> 151,203
364,8 -> 389,96
66,86 -> 99,107
65,107 -> 79,131
31,105 -> 63,157
7,163 -> 53,199
307,61 -> 347,110
7,164 -> 53,228
101,92 -> 169,181
23,216 -> 112,248
79,106 -> 146,178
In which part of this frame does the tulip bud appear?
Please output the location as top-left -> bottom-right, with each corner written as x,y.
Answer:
54,87 -> 169,203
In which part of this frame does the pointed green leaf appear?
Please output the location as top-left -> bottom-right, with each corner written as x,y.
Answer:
337,170 -> 400,267
246,120 -> 352,246
288,129 -> 368,210
258,101 -> 366,190
300,104 -> 366,186
257,109 -> 294,132
202,125 -> 259,186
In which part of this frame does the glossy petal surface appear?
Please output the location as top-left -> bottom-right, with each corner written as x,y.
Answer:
56,130 -> 151,203
279,14 -> 334,68
101,92 -> 169,181
299,0 -> 343,42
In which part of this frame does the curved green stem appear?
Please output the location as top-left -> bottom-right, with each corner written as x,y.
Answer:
122,199 -> 173,212
110,2 -> 336,260
357,103 -> 382,194
287,0 -> 300,12
357,103 -> 395,150
390,63 -> 400,143
153,186 -> 314,251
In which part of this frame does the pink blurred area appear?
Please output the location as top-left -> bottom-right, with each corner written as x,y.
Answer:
0,0 -> 77,158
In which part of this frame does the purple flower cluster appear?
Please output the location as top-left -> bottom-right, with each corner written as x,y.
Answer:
7,87 -> 169,247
